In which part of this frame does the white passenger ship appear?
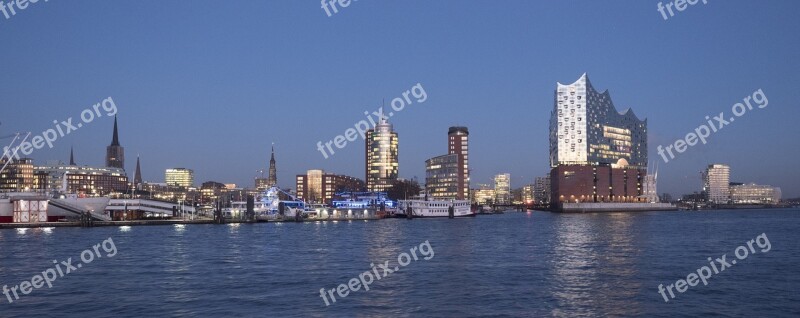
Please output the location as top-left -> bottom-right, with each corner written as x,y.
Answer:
397,198 -> 475,218
223,186 -> 305,220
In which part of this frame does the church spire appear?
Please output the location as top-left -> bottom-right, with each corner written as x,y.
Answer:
111,115 -> 120,146
69,146 -> 76,165
268,143 -> 277,187
106,115 -> 125,169
134,155 -> 142,186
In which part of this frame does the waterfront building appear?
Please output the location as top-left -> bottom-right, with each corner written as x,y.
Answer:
105,116 -> 125,170
549,74 -> 648,205
139,182 -> 199,203
165,168 -> 194,188
533,176 -> 550,205
424,126 -> 470,200
296,170 -> 365,204
106,198 -> 196,221
200,181 -> 227,204
255,177 -> 270,190
365,118 -> 398,192
511,187 -> 523,205
730,183 -> 781,204
448,126 -> 470,200
0,158 -> 34,191
34,160 -> 128,196
494,173 -> 511,205
522,184 -> 535,205
703,164 -> 730,204
425,154 -> 459,199
549,73 -> 647,168
550,164 -> 646,203
471,184 -> 496,205
298,169 -> 324,202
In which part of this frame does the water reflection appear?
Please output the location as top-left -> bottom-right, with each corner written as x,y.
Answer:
550,215 -> 600,317
549,213 -> 644,317
174,224 -> 186,233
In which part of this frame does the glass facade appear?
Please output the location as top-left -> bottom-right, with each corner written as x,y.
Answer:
0,158 -> 34,191
550,73 -> 647,169
365,119 -> 398,192
296,170 -> 366,204
425,154 -> 459,199
730,183 -> 781,204
448,127 -> 470,200
471,184 -> 496,205
165,168 -> 194,188
35,162 -> 128,196
494,173 -> 511,205
703,164 -> 730,204
534,176 -> 550,204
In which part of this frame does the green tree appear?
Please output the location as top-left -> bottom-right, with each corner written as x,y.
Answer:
386,179 -> 422,201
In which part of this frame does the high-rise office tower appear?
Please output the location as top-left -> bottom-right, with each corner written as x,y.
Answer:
365,118 -> 398,192
448,126 -> 470,200
494,173 -> 511,205
703,164 -> 730,204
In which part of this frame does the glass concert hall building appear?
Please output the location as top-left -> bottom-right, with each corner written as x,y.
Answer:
549,73 -> 649,205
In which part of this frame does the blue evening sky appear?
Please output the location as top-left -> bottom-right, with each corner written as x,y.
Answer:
1,1 -> 798,197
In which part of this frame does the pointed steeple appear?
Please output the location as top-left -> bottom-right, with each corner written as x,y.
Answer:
268,143 -> 277,187
270,143 -> 275,162
106,115 -> 125,169
134,155 -> 142,185
111,115 -> 120,146
69,146 -> 76,165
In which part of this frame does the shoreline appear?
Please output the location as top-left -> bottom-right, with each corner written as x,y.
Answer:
0,217 -> 384,229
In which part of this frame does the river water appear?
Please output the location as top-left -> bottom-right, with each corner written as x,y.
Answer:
1,209 -> 799,317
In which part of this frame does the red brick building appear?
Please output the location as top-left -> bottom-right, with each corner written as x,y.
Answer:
550,164 -> 647,204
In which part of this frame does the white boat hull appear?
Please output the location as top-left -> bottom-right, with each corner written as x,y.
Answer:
397,200 -> 475,218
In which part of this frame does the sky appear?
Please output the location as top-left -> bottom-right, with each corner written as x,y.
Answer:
1,1 -> 798,198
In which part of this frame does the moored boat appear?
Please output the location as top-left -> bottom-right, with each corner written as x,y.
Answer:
397,198 -> 475,218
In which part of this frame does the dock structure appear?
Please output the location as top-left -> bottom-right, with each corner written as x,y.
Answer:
0,214 -> 384,229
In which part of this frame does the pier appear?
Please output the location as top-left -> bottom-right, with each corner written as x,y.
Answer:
0,215 -> 384,229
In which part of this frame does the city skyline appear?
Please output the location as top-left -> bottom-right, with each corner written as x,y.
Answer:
1,1 -> 798,197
